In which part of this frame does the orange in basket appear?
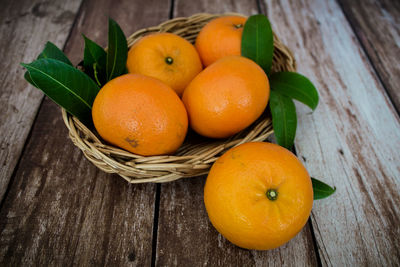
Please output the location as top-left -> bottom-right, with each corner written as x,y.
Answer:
92,74 -> 188,156
127,32 -> 202,96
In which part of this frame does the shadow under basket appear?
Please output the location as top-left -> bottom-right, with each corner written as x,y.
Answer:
61,13 -> 297,183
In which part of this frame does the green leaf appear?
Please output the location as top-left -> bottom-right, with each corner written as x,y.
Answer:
270,72 -> 319,110
21,58 -> 100,126
24,41 -> 72,87
312,177 -> 336,199
83,34 -> 107,84
38,41 -> 72,66
83,35 -> 107,68
24,71 -> 39,88
241,14 -> 274,75
269,90 -> 297,149
106,18 -> 128,81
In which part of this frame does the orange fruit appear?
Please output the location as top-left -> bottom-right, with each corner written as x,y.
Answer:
92,74 -> 188,156
127,32 -> 202,96
195,15 -> 246,66
182,56 -> 269,138
204,142 -> 314,250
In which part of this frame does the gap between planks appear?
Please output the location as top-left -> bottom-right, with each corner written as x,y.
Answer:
0,0 -> 172,265
259,0 -> 400,265
154,0 -> 318,266
0,0 -> 85,214
336,0 -> 400,115
0,0 -> 83,204
150,1 -> 175,266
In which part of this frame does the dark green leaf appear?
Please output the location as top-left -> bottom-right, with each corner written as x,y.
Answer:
21,58 -> 100,126
38,41 -> 72,65
106,18 -> 128,81
83,35 -> 107,68
269,90 -> 297,149
24,71 -> 38,88
83,34 -> 107,84
241,14 -> 274,75
270,72 -> 319,110
311,177 -> 336,199
24,41 -> 72,87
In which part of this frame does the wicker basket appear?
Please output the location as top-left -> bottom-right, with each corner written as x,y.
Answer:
61,13 -> 296,183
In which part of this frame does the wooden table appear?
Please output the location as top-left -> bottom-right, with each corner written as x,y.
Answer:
1,0 -> 399,265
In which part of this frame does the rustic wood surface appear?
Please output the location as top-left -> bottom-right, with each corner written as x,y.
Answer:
0,100 -> 156,266
337,0 -> 400,112
261,0 -> 400,265
0,0 -> 82,204
0,0 -> 170,265
156,178 -> 318,266
0,0 -> 399,265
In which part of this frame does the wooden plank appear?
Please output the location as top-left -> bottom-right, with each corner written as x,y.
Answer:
155,0 -> 318,265
0,101 -> 156,266
337,0 -> 400,112
157,178 -> 318,266
0,0 -> 171,265
260,0 -> 400,265
0,0 -> 82,203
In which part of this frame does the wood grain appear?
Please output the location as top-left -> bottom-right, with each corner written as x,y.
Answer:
0,0 -> 82,203
156,178 -> 318,266
0,101 -> 156,266
0,0 -> 171,265
260,0 -> 400,265
337,0 -> 400,112
64,0 -> 173,65
155,0 -> 318,265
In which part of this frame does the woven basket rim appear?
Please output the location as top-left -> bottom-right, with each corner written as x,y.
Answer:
62,12 -> 297,183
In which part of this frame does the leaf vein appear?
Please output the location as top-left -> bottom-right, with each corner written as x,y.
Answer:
25,64 -> 92,109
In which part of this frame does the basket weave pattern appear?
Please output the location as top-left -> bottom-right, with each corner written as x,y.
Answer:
62,13 -> 297,183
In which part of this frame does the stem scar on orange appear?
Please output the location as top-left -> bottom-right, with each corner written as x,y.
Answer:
92,74 -> 188,156
127,32 -> 202,96
195,15 -> 247,67
204,142 -> 314,250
